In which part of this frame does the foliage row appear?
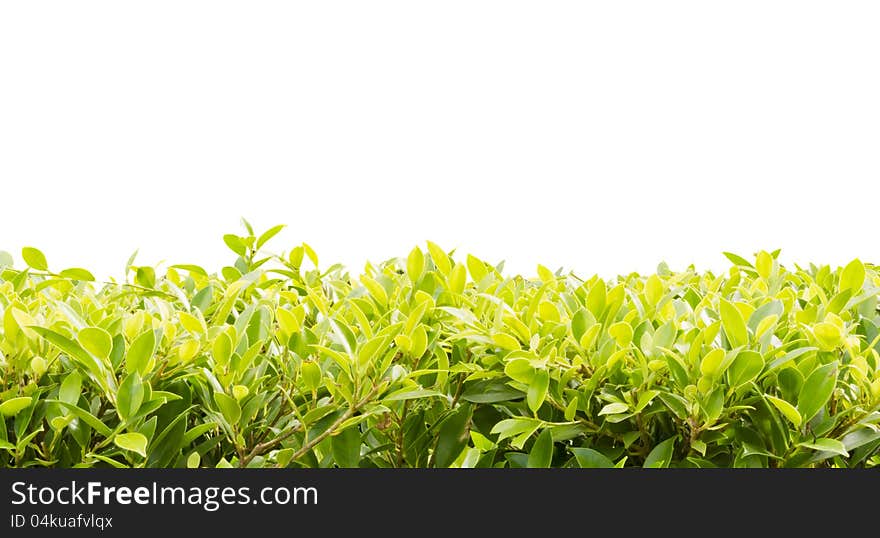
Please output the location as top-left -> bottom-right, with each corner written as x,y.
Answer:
2,224 -> 880,468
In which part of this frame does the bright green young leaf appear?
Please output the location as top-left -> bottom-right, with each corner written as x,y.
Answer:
756,251 -> 773,279
126,329 -> 155,376
504,358 -> 535,385
59,268 -> 95,281
59,371 -> 82,405
720,299 -> 748,348
839,259 -> 865,294
766,395 -> 802,428
491,417 -> 541,443
813,322 -> 843,351
407,246 -> 424,283
527,369 -> 549,413
0,397 -> 32,417
256,224 -> 285,250
223,234 -> 247,256
599,402 -> 629,416
700,348 -> 726,378
213,392 -> 242,425
492,332 -> 520,351
426,241 -> 452,276
78,327 -> 112,361
22,247 -> 48,271
114,432 -> 148,458
466,254 -> 487,283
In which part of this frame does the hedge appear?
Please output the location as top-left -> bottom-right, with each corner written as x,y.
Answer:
1,224 -> 879,468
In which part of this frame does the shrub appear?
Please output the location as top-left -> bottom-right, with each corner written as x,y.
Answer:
1,224 -> 879,468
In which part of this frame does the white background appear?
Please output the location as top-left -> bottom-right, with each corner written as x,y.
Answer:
1,2 -> 878,280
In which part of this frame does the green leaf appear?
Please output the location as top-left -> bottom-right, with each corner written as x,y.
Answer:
59,371 -> 82,405
460,379 -> 524,403
186,452 -> 201,468
126,329 -> 155,376
59,268 -> 95,281
114,432 -> 148,458
213,392 -> 241,425
275,448 -> 294,468
798,438 -> 848,458
643,437 -> 676,468
171,264 -> 208,276
182,422 -> 219,445
191,286 -> 214,313
839,259 -> 865,294
527,429 -> 553,468
504,358 -> 535,384
406,246 -> 424,283
301,361 -> 322,392
571,309 -> 590,342
492,332 -> 520,351
635,390 -> 660,413
587,280 -> 606,317
0,397 -> 33,417
722,252 -> 754,268
136,266 -> 156,288
490,417 -> 541,442
599,402 -> 629,416
813,322 -> 842,351
303,243 -> 319,267
449,263 -> 467,294
426,241 -> 451,276
727,350 -> 763,388
30,327 -> 108,388
644,274 -> 664,305
357,334 -> 388,368
382,388 -> 446,402
223,234 -> 247,256
232,385 -> 249,401
256,224 -> 286,250
756,251 -> 773,279
433,404 -> 472,468
22,247 -> 48,271
720,299 -> 748,348
330,426 -> 362,468
78,327 -> 113,361
571,447 -> 615,468
212,332 -> 232,367
766,395 -> 802,428
117,372 -> 144,422
798,362 -> 838,423
466,254 -> 487,283
658,392 -> 689,420
700,348 -> 726,378
48,400 -> 113,437
527,369 -> 549,413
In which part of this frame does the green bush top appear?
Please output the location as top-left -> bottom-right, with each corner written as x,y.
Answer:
2,224 -> 879,468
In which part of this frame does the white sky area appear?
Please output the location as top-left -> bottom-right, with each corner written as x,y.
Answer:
1,2 -> 878,282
